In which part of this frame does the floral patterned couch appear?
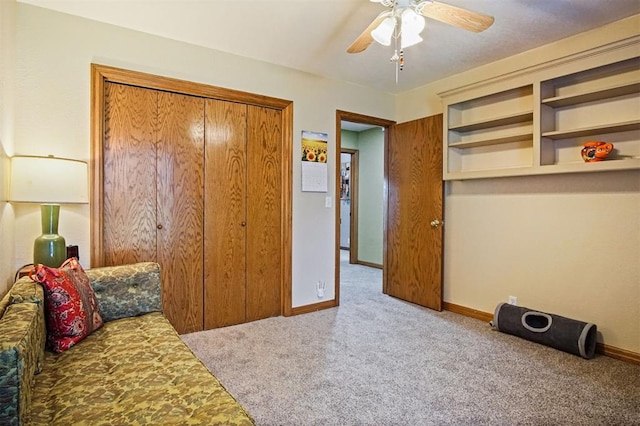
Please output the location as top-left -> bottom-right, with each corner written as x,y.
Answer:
0,262 -> 254,425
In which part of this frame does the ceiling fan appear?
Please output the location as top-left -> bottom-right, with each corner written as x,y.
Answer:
347,0 -> 494,54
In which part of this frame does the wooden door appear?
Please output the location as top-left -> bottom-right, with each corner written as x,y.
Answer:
204,99 -> 248,329
156,92 -> 205,334
104,84 -> 205,334
203,102 -> 283,328
384,114 -> 443,310
246,105 -> 282,322
103,83 -> 157,266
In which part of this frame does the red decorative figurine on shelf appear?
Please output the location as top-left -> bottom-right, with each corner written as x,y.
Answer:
581,141 -> 614,162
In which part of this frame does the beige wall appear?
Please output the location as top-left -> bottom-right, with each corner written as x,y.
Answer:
397,15 -> 640,353
13,3 -> 395,308
0,0 -> 16,296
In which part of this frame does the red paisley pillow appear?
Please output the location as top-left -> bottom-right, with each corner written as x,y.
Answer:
31,258 -> 104,353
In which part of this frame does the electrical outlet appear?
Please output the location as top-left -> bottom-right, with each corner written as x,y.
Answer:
508,296 -> 517,306
316,281 -> 326,299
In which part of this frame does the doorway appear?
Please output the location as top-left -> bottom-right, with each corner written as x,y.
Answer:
335,111 -> 445,312
335,110 -> 395,305
339,148 -> 358,261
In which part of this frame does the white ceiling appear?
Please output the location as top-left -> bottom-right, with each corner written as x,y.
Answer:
18,0 -> 640,94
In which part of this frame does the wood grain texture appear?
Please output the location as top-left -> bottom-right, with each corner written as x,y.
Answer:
92,64 -> 291,110
419,2 -> 494,33
443,302 -> 493,322
90,68 -> 106,265
279,103 -> 294,317
346,12 -> 388,54
92,65 -> 293,326
386,114 -> 443,310
156,91 -> 205,334
103,83 -> 158,266
246,105 -> 282,322
204,99 -> 248,329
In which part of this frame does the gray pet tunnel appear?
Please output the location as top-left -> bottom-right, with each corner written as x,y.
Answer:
492,303 -> 597,359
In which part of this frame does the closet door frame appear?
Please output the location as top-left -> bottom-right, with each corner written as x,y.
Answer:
90,63 -> 294,316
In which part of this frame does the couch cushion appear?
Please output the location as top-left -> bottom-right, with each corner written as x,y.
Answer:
29,312 -> 254,425
85,262 -> 162,322
31,259 -> 103,353
0,301 -> 46,425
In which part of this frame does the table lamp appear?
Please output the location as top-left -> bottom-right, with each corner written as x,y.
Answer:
9,155 -> 88,267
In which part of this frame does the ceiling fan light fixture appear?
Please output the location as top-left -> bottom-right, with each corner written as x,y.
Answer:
400,8 -> 424,48
371,16 -> 396,46
401,32 -> 423,49
370,0 -> 396,6
412,0 -> 432,16
402,8 -> 425,34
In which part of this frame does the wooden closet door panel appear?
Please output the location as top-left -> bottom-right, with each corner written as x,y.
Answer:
246,106 -> 282,321
204,99 -> 248,329
103,83 -> 157,266
156,91 -> 205,334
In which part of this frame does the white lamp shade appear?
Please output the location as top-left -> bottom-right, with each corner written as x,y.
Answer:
10,156 -> 88,204
401,8 -> 425,48
401,31 -> 423,49
371,16 -> 396,46
402,8 -> 425,34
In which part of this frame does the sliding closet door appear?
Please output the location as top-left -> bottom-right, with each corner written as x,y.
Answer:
104,85 -> 204,334
103,83 -> 157,265
204,99 -> 248,329
94,65 -> 292,334
246,105 -> 282,321
156,92 -> 205,334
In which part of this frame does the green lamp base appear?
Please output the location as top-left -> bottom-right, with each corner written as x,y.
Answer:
34,204 -> 67,268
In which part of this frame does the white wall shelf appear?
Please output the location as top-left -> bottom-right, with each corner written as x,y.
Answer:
541,120 -> 640,139
448,130 -> 534,149
449,111 -> 533,132
541,81 -> 640,108
442,49 -> 640,180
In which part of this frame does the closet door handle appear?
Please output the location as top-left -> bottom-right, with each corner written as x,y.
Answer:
157,224 -> 163,230
241,221 -> 247,227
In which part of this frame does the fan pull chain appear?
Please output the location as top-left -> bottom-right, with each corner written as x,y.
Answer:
391,49 -> 404,84
391,49 -> 399,83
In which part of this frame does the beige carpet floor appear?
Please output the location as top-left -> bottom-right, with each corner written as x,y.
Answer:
182,251 -> 640,425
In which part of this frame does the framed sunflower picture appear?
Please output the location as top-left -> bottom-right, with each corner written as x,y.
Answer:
301,130 -> 328,192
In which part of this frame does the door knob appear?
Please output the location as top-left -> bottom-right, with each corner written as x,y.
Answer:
430,219 -> 442,228
157,224 -> 163,230
241,221 -> 246,227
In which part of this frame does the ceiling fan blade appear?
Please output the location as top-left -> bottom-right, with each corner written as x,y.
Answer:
347,12 -> 390,54
416,1 -> 494,33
